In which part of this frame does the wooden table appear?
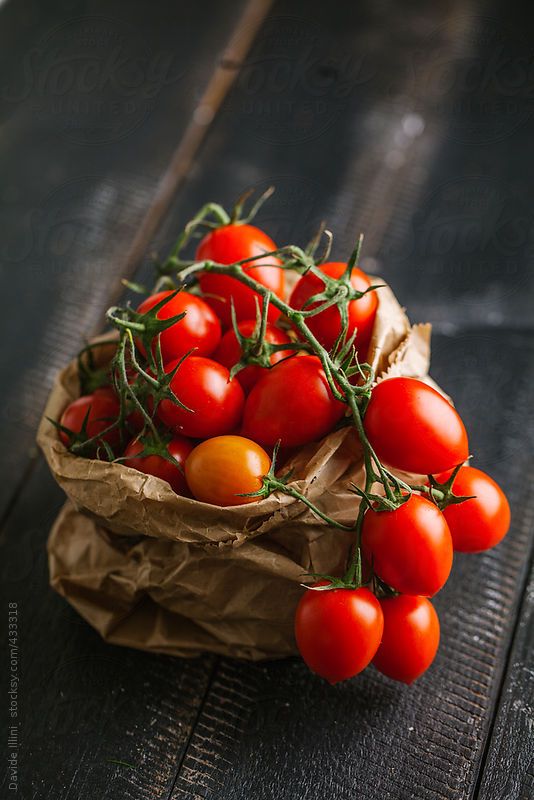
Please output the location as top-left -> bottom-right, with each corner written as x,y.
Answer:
1,1 -> 533,797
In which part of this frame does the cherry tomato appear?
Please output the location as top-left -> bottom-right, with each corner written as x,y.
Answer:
294,584 -> 384,684
364,377 -> 469,475
136,290 -> 221,364
156,356 -> 245,439
290,262 -> 378,355
59,388 -> 120,453
213,319 -> 293,392
196,224 -> 285,327
362,494 -> 453,596
185,435 -> 271,506
436,466 -> 511,552
123,435 -> 193,496
242,355 -> 346,448
372,595 -> 440,684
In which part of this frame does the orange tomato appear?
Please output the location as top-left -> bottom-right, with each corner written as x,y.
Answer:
185,435 -> 271,506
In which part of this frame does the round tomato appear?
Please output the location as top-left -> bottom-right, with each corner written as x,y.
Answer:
242,355 -> 345,447
213,319 -> 293,392
59,388 -> 120,453
362,494 -> 453,596
185,435 -> 271,506
290,262 -> 378,355
156,356 -> 244,439
372,595 -> 440,684
294,584 -> 384,684
436,466 -> 511,552
136,290 -> 221,364
364,377 -> 469,475
124,435 -> 193,496
196,224 -> 285,328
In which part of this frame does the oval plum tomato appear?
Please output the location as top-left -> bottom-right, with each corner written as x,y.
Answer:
294,584 -> 384,684
436,466 -> 511,552
196,224 -> 285,328
362,494 -> 453,596
123,435 -> 194,496
289,262 -> 378,355
156,356 -> 245,439
185,435 -> 271,506
59,388 -> 120,454
372,595 -> 440,684
242,355 -> 345,447
136,290 -> 221,364
213,320 -> 293,393
364,377 -> 469,475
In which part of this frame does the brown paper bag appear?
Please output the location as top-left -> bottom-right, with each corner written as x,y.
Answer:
38,282 -> 433,660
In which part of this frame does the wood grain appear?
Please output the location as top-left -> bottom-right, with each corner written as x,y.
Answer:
476,556 -> 534,800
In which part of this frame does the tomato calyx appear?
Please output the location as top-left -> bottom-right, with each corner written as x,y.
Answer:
296,236 -> 384,332
238,442 -> 357,531
225,298 -> 303,381
410,462 -> 476,512
49,402 -> 119,460
116,429 -> 185,472
107,290 -> 188,354
77,339 -> 116,394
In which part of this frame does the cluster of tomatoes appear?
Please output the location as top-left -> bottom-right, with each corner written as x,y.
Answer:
295,451 -> 511,685
58,221 -> 377,502
56,207 -> 511,687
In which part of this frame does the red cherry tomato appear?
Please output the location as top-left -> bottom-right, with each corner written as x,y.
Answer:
364,377 -> 469,475
242,355 -> 346,448
196,224 -> 285,328
59,388 -> 120,453
136,290 -> 221,364
123,435 -> 193,496
362,494 -> 453,596
372,595 -> 440,684
213,319 -> 293,392
156,356 -> 245,439
436,466 -> 511,552
185,435 -> 271,506
290,262 -> 378,355
294,584 -> 384,684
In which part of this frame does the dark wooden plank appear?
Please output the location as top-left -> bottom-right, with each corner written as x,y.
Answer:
476,558 -> 534,800
0,459 -> 216,799
165,327 -> 534,800
0,0 -> 253,515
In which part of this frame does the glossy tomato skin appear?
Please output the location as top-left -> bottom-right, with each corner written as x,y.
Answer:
213,320 -> 293,393
242,355 -> 346,448
185,435 -> 271,506
294,585 -> 384,684
196,224 -> 285,328
364,377 -> 469,475
136,290 -> 221,364
372,595 -> 440,684
59,388 -> 120,452
362,494 -> 453,596
124,436 -> 193,496
289,262 -> 378,355
436,466 -> 511,552
156,356 -> 245,439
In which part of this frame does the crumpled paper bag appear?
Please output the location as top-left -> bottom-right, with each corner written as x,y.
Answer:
38,281 -> 433,660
